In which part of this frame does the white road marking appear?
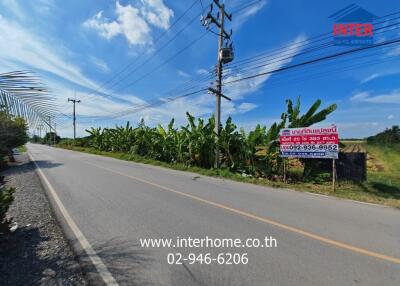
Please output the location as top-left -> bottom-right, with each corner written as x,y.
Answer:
28,151 -> 119,286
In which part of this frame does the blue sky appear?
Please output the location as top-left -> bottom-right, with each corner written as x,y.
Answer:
0,0 -> 399,138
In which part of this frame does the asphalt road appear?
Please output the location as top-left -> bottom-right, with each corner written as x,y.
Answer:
27,143 -> 400,286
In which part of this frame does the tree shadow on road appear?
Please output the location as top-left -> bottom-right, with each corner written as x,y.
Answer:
86,237 -> 157,285
89,238 -> 250,286
2,160 -> 63,177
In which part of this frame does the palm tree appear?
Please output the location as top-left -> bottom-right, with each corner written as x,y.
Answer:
0,71 -> 56,130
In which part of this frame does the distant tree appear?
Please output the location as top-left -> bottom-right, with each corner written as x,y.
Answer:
30,135 -> 41,143
0,111 -> 29,162
43,132 -> 61,145
367,125 -> 400,145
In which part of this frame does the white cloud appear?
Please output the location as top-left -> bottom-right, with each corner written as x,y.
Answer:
140,0 -> 174,30
33,0 -> 54,15
360,73 -> 380,84
350,91 -> 369,101
387,46 -> 400,56
51,84 -> 146,119
196,69 -> 209,75
90,56 -> 110,73
0,0 -> 25,20
76,95 -> 144,117
360,70 -> 400,84
351,90 -> 400,104
84,4 -> 150,46
237,102 -> 257,113
109,35 -> 307,127
233,0 -> 267,28
388,114 -> 395,119
110,93 -> 214,129
177,70 -> 190,78
83,0 -> 173,47
0,15 -> 98,89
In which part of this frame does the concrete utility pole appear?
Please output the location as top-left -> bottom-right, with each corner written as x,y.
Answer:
39,124 -> 43,139
48,116 -> 52,145
54,122 -> 57,145
68,96 -> 81,141
202,0 -> 233,168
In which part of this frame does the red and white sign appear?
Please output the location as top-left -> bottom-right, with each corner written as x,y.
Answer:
280,125 -> 339,159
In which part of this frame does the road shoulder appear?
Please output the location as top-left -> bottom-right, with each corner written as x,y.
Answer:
0,153 -> 87,285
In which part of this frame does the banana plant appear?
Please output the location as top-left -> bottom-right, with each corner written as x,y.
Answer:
255,112 -> 287,176
219,116 -> 242,169
86,127 -> 105,150
81,98 -> 337,178
181,112 -> 215,167
157,118 -> 178,162
286,97 -> 337,128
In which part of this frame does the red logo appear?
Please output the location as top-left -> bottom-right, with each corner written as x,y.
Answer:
330,4 -> 377,46
333,23 -> 373,37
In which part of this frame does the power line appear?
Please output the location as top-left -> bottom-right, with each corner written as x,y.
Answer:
94,14 -> 205,98
170,19 -> 400,100
223,38 -> 400,86
109,38 -> 400,119
80,0 -> 201,101
77,10 -> 400,108
223,15 -> 400,73
57,10 -> 400,128
110,31 -> 210,95
224,11 -> 400,70
148,11 -> 400,102
69,0 -> 270,107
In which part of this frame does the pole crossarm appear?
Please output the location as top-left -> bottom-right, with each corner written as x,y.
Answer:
208,87 -> 231,101
213,0 -> 232,21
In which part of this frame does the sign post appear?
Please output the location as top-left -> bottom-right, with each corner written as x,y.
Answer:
283,158 -> 287,183
279,125 -> 339,190
332,159 -> 336,192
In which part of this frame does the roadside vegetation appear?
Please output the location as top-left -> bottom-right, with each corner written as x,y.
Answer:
0,110 -> 28,231
57,100 -> 400,208
1,71 -> 48,233
59,98 -> 336,176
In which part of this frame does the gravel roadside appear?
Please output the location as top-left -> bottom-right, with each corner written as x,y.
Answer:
0,153 -> 87,285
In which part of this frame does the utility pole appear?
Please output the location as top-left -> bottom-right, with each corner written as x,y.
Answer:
54,122 -> 57,145
48,116 -> 52,145
68,96 -> 81,141
38,124 -> 43,140
202,0 -> 233,168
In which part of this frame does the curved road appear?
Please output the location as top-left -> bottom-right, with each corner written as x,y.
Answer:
27,144 -> 400,286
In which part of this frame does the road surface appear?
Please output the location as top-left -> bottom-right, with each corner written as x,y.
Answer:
27,144 -> 400,286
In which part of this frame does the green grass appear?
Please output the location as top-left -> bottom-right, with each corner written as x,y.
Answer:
57,143 -> 400,209
327,141 -> 400,207
17,145 -> 27,153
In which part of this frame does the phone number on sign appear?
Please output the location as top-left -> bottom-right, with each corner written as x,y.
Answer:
167,253 -> 248,265
281,144 -> 338,151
